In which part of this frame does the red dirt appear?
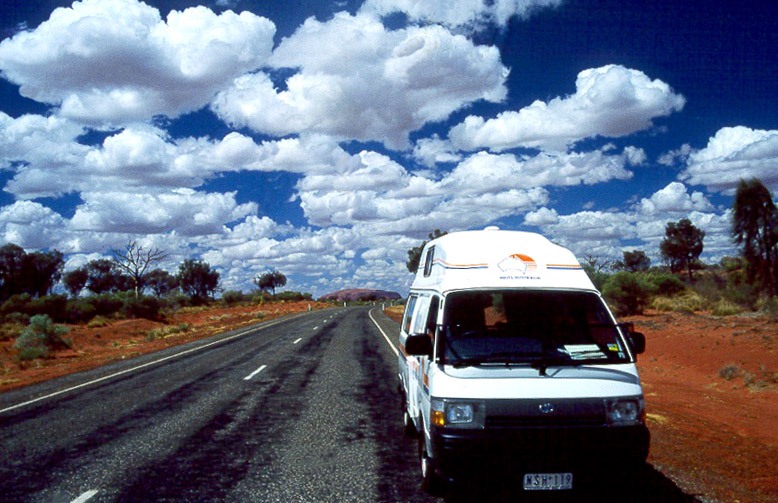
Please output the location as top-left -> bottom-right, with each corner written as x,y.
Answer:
2,305 -> 777,502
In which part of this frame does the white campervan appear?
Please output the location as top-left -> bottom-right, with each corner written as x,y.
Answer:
398,228 -> 649,493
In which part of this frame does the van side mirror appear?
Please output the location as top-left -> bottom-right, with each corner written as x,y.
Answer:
405,333 -> 433,357
619,322 -> 646,355
629,331 -> 646,354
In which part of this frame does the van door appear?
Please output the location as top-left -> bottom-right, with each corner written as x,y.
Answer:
407,295 -> 430,423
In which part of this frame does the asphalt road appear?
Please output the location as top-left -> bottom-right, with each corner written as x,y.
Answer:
0,307 -> 699,502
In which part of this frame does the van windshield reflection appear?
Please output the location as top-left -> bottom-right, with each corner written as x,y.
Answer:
441,290 -> 631,368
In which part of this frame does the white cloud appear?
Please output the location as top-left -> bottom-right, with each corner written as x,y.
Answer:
449,65 -> 685,152
0,201 -> 66,249
636,181 -> 713,216
680,126 -> 778,193
0,0 -> 275,125
69,189 -> 257,236
212,12 -> 508,148
360,0 -> 562,29
412,135 -> 462,168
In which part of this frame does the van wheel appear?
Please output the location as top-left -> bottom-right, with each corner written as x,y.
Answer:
419,435 -> 445,495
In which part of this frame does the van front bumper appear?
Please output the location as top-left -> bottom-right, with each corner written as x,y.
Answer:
431,424 -> 650,478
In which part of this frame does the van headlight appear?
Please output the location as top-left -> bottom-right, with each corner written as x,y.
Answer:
605,397 -> 645,425
431,398 -> 485,429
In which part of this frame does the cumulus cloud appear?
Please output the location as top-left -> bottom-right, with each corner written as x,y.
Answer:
680,126 -> 778,193
0,0 -> 275,125
69,189 -> 256,236
636,181 -> 713,216
360,0 -> 562,29
449,65 -> 685,152
212,12 -> 508,148
0,201 -> 66,249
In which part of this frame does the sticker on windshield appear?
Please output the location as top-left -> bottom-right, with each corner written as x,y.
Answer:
563,344 -> 605,360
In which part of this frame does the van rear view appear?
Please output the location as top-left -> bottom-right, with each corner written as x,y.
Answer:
398,228 -> 649,493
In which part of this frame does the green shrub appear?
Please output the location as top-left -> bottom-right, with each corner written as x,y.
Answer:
66,299 -> 97,324
602,272 -> 656,316
14,314 -> 71,360
0,322 -> 24,342
646,272 -> 686,296
122,295 -> 162,320
221,290 -> 246,305
86,315 -> 111,328
711,300 -> 744,317
1,294 -> 68,322
146,323 -> 190,341
650,291 -> 708,313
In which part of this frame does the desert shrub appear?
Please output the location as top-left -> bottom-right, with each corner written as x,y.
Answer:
14,314 -> 71,360
87,315 -> 111,328
646,272 -> 686,296
602,272 -> 656,315
0,322 -> 24,342
711,300 -> 745,317
87,293 -> 125,317
65,298 -> 97,324
650,291 -> 708,313
122,295 -> 162,320
221,290 -> 246,305
719,363 -> 741,381
275,291 -> 313,301
0,294 -> 68,322
2,311 -> 29,325
146,323 -> 190,341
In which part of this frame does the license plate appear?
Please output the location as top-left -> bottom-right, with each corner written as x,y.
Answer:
523,472 -> 573,491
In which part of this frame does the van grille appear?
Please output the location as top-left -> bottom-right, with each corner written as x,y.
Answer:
486,414 -> 604,429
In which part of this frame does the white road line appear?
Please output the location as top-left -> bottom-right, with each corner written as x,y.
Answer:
368,308 -> 399,357
292,337 -> 303,344
0,315 -> 301,415
70,490 -> 99,503
243,365 -> 267,381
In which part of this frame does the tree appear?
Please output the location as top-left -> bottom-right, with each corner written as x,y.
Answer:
0,245 -> 64,300
406,229 -> 447,273
20,250 -> 64,297
255,270 -> 287,297
615,250 -> 650,273
111,241 -> 168,299
145,269 -> 179,298
660,218 -> 705,282
732,178 -> 778,296
86,259 -> 129,294
0,243 -> 26,301
178,259 -> 220,301
63,267 -> 89,297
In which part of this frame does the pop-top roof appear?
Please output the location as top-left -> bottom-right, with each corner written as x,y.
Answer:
412,228 -> 596,293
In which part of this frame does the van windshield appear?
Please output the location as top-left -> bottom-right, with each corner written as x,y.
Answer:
441,290 -> 632,368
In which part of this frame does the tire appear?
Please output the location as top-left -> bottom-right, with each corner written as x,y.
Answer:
419,434 -> 445,495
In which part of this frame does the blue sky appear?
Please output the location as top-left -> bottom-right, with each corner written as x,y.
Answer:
1,0 -> 777,297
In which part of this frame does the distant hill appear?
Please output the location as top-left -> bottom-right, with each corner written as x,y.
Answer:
320,288 -> 402,302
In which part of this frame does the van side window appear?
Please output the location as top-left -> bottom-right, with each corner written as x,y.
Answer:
402,295 -> 417,335
426,296 -> 439,335
423,246 -> 435,277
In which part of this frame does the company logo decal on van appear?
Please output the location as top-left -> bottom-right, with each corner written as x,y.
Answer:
497,253 -> 541,280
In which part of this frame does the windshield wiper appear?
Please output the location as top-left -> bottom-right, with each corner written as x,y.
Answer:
449,352 -> 537,368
